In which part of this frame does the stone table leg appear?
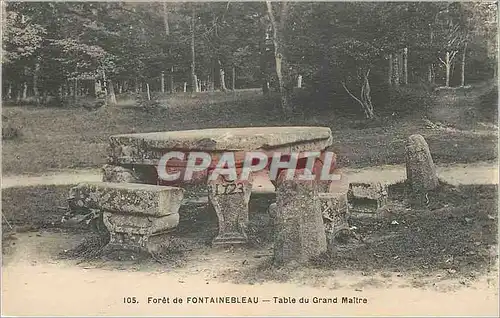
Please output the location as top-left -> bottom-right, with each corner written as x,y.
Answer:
273,168 -> 327,265
208,173 -> 253,245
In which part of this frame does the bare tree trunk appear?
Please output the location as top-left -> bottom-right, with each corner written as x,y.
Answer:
218,60 -> 227,92
108,79 -> 117,105
266,0 -> 291,114
146,83 -> 151,101
193,75 -> 199,93
73,78 -> 78,100
403,47 -> 408,85
169,66 -> 174,94
190,5 -> 197,93
445,51 -> 450,87
232,66 -> 236,91
134,78 -> 139,93
161,71 -> 165,93
428,64 -> 433,84
388,54 -> 393,86
393,54 -> 400,87
297,75 -> 302,88
183,82 -> 187,92
461,42 -> 467,87
398,50 -> 403,84
162,2 -> 170,36
342,69 -> 375,119
7,84 -> 12,100
33,60 -> 40,100
22,82 -> 28,99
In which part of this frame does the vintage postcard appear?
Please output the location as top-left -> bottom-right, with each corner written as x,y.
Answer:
1,0 -> 499,316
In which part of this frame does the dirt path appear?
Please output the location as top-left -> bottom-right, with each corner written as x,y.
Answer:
2,231 -> 498,316
2,161 -> 497,190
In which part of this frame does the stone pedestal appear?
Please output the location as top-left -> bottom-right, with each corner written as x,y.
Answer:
208,173 -> 253,245
69,182 -> 184,255
273,169 -> 327,265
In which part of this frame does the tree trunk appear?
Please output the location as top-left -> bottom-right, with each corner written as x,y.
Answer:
169,66 -> 174,94
16,86 -> 21,103
161,71 -> 165,93
108,79 -> 117,105
146,83 -> 151,101
393,54 -> 400,87
428,64 -> 433,84
33,60 -> 40,100
183,82 -> 187,92
134,78 -> 139,93
231,66 -> 236,91
403,47 -> 408,85
190,5 -> 197,93
218,60 -> 227,92
266,0 -> 291,115
445,51 -> 450,87
7,84 -> 12,100
72,78 -> 78,100
388,54 -> 393,86
297,75 -> 302,88
22,82 -> 28,100
342,69 -> 375,120
162,2 -> 170,36
193,75 -> 199,93
461,42 -> 467,87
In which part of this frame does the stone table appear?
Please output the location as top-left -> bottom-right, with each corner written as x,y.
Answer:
105,127 -> 335,245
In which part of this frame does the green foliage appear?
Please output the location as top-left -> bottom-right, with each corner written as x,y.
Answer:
2,1 -> 496,115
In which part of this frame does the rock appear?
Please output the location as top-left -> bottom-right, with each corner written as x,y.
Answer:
405,134 -> 438,192
68,182 -> 184,255
273,169 -> 327,265
319,174 -> 350,249
69,182 -> 184,217
102,164 -> 140,183
348,182 -> 388,211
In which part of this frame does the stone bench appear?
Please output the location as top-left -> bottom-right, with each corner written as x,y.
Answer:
68,182 -> 184,254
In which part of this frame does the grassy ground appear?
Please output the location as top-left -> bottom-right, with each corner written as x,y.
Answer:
2,83 -> 497,176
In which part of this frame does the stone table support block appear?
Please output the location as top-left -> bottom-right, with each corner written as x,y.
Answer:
68,182 -> 184,255
208,173 -> 253,245
273,169 -> 327,265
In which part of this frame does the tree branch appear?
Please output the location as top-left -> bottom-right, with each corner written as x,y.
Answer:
342,81 -> 365,109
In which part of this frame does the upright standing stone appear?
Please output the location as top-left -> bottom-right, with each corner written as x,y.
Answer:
405,134 -> 439,192
273,169 -> 327,265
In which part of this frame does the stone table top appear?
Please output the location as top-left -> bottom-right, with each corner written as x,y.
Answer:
110,126 -> 333,152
